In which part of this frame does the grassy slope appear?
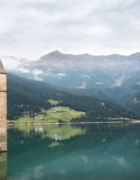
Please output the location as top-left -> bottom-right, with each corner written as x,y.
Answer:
44,107 -> 85,122
8,106 -> 85,124
47,99 -> 59,105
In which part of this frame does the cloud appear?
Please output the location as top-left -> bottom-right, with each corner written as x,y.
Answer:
32,69 -> 43,75
19,68 -> 30,73
0,56 -> 31,71
0,0 -> 140,59
34,76 -> 43,81
0,56 -> 24,71
56,73 -> 67,77
32,69 -> 43,81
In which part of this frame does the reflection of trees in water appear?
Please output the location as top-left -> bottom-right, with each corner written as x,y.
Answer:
73,123 -> 140,134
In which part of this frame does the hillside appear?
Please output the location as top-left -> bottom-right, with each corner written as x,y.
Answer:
7,73 -> 57,120
7,73 -> 139,121
122,92 -> 140,115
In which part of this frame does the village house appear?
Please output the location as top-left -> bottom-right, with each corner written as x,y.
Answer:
49,106 -> 61,113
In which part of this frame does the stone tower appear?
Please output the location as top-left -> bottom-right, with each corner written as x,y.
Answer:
0,60 -> 7,152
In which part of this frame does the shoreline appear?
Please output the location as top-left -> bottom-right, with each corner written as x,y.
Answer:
7,120 -> 140,126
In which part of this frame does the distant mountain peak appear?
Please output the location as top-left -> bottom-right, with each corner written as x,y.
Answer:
130,52 -> 140,56
50,50 -> 62,54
40,50 -> 65,60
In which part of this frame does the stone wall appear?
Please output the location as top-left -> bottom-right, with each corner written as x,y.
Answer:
0,74 -> 6,92
0,73 -> 7,152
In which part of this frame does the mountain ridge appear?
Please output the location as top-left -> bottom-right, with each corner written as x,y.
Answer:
1,50 -> 140,116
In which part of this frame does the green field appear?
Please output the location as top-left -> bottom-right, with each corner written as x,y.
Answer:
44,106 -> 85,122
47,99 -> 59,105
8,106 -> 85,124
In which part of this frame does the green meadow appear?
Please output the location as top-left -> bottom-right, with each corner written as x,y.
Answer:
47,99 -> 59,105
44,106 -> 85,122
8,106 -> 85,124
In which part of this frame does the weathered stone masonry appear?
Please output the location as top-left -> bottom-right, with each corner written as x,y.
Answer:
0,60 -> 7,152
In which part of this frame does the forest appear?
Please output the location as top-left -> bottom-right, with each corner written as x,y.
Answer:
7,73 -> 139,121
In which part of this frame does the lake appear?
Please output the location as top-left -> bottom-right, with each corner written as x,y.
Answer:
7,123 -> 140,180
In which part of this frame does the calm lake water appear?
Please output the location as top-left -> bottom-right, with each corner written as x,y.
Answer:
8,123 -> 140,180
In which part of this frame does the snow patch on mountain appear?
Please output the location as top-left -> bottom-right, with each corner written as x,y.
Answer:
96,82 -> 104,85
111,76 -> 125,87
136,81 -> 140,85
77,82 -> 86,89
131,98 -> 140,104
57,73 -> 67,77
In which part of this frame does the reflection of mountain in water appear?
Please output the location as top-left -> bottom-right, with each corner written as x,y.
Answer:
8,124 -> 140,180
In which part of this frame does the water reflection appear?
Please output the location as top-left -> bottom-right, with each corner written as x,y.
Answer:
8,123 -> 140,180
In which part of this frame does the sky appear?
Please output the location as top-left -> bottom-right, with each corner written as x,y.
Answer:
0,0 -> 140,59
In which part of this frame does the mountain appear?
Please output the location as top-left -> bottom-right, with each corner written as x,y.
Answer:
2,50 -> 140,115
7,73 -> 138,121
1,50 -> 140,79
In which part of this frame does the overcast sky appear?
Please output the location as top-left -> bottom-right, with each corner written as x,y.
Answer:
0,0 -> 140,59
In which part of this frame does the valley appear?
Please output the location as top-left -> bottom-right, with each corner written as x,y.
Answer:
7,73 -> 139,124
